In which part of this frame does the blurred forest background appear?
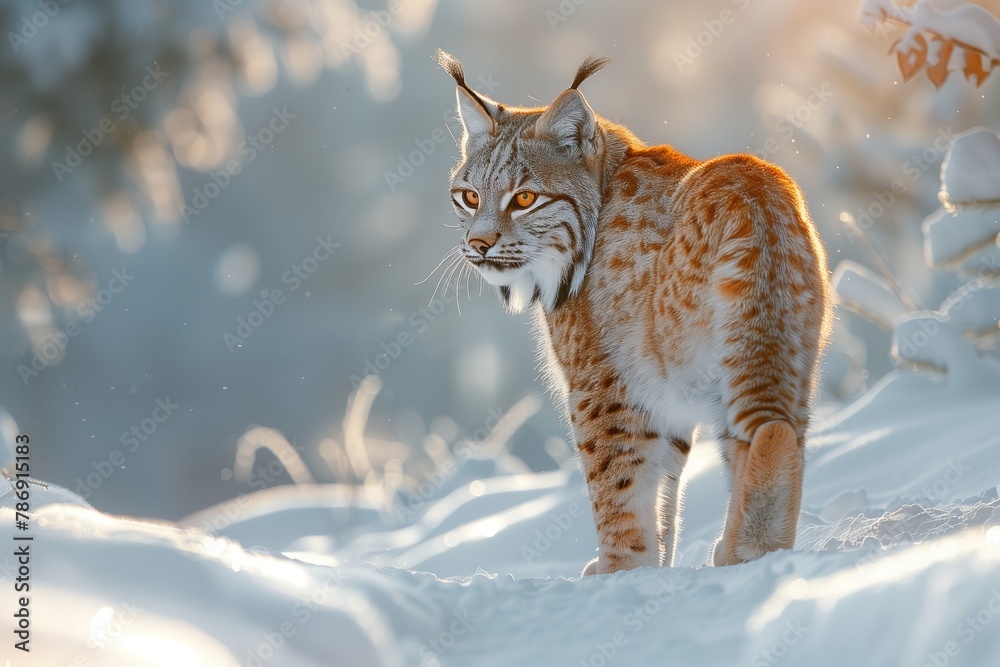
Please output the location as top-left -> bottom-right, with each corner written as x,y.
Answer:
1,0 -> 997,519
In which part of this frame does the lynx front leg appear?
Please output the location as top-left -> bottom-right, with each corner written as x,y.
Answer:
713,421 -> 803,566
573,397 -> 685,575
578,434 -> 663,575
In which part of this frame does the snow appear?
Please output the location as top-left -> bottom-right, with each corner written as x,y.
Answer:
941,279 -> 1000,335
955,246 -> 1000,279
923,205 -> 1000,268
4,367 -> 1000,666
893,312 -> 998,380
831,260 -> 910,329
940,128 -> 1000,209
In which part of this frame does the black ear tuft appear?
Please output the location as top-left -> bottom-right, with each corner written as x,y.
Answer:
434,49 -> 466,87
570,56 -> 612,90
435,48 -> 495,112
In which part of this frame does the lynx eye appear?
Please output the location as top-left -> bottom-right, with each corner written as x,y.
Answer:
513,191 -> 537,209
462,190 -> 480,209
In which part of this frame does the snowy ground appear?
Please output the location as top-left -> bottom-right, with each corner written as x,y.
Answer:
2,367 -> 1000,666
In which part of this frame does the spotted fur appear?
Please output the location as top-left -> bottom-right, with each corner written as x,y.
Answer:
436,51 -> 832,574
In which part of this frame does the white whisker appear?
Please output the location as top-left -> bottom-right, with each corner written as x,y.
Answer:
442,255 -> 465,297
453,263 -> 469,315
464,263 -> 474,302
443,251 -> 468,295
417,246 -> 460,286
459,264 -> 467,302
430,254 -> 464,305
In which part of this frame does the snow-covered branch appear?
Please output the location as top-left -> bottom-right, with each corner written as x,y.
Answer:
861,0 -> 1000,87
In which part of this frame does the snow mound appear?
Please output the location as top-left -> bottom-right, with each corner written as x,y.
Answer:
940,127 -> 1000,209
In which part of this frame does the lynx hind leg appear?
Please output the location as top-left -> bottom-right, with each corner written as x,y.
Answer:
657,437 -> 691,568
714,421 -> 803,566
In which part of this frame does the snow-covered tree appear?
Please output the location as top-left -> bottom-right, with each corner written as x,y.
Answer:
831,3 -> 1000,386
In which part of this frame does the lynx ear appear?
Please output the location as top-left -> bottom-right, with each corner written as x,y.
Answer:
455,86 -> 498,154
435,49 -> 499,155
535,89 -> 597,153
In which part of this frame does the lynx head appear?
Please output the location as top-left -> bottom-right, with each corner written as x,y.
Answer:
436,50 -> 613,314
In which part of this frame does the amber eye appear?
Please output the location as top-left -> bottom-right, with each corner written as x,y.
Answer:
513,191 -> 537,209
462,190 -> 480,208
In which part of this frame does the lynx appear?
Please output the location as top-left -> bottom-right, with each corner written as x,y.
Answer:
435,51 -> 831,575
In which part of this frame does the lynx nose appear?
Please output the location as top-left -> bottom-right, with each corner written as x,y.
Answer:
468,232 -> 499,256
